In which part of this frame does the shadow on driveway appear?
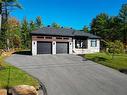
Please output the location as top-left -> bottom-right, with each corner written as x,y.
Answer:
13,50 -> 32,55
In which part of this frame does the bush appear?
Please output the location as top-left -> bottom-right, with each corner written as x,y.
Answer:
106,40 -> 125,54
0,40 -> 4,49
0,49 -> 3,56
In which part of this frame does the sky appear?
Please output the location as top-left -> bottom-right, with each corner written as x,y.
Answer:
11,0 -> 127,29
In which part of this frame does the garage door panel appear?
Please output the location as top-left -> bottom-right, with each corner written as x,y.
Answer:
56,43 -> 69,54
37,42 -> 52,54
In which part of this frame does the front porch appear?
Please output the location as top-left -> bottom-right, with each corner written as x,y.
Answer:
72,37 -> 100,54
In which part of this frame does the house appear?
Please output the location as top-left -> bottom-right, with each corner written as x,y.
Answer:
31,27 -> 100,55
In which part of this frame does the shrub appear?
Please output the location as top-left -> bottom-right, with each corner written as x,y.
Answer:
106,40 -> 125,54
0,50 -> 2,56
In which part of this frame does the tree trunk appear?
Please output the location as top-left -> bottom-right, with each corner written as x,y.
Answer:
0,2 -> 2,31
7,38 -> 9,51
0,14 -> 1,31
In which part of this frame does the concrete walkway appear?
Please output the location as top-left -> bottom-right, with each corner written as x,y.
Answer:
6,54 -> 127,95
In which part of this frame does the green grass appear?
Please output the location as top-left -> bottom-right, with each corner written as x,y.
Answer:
84,53 -> 127,70
0,56 -> 39,89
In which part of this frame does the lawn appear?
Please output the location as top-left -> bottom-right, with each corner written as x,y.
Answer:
0,56 -> 39,89
84,53 -> 127,70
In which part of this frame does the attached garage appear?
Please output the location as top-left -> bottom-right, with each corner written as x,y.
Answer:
31,27 -> 100,55
37,42 -> 52,54
56,42 -> 69,54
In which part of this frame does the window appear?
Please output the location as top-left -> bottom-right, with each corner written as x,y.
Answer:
91,39 -> 97,47
75,39 -> 87,49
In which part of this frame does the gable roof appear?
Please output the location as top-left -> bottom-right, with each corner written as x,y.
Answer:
31,27 -> 100,39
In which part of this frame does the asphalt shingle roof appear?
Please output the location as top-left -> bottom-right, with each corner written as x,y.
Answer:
31,27 -> 100,39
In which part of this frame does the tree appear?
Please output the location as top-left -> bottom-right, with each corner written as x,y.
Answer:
83,26 -> 89,32
5,17 -> 20,49
108,16 -> 122,41
106,40 -> 124,59
35,16 -> 43,28
51,22 -> 61,28
0,0 -> 22,49
13,34 -> 21,48
30,20 -> 36,31
21,17 -> 30,49
0,0 -> 22,30
118,4 -> 127,45
90,13 -> 109,40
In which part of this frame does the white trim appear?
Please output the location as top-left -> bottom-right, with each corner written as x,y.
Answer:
52,41 -> 56,54
69,42 -> 72,54
32,41 -> 37,55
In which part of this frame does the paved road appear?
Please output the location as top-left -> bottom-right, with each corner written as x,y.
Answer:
6,54 -> 127,95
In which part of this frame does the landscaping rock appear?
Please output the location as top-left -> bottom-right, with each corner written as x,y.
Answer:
0,89 -> 7,95
12,85 -> 38,95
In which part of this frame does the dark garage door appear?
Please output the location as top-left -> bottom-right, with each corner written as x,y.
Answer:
56,42 -> 69,54
37,42 -> 52,54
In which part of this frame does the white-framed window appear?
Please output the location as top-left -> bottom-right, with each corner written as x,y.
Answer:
91,39 -> 97,47
75,39 -> 87,49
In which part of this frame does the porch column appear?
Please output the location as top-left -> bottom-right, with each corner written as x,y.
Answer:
32,41 -> 37,55
69,42 -> 72,54
72,39 -> 75,50
87,39 -> 91,49
97,39 -> 100,52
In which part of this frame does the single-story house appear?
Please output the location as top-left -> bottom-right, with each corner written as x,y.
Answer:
31,27 -> 100,55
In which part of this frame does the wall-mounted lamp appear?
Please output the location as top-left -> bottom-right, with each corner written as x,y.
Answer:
53,42 -> 55,45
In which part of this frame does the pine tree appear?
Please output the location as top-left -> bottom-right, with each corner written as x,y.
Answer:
83,26 -> 89,32
118,4 -> 127,45
30,20 -> 36,31
35,16 -> 43,28
21,17 -> 30,49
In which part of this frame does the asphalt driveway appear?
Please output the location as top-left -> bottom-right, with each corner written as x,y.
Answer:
6,54 -> 127,95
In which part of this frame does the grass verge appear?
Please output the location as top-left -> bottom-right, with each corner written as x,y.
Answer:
84,53 -> 127,70
0,56 -> 39,89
